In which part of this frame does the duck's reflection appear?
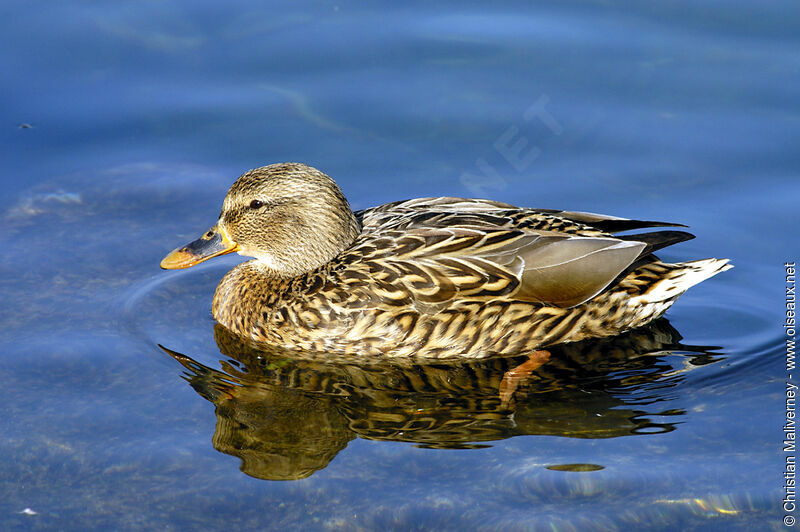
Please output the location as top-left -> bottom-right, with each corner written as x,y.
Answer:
163,319 -> 720,481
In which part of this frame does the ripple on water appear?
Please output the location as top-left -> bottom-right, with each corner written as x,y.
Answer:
670,288 -> 783,393
496,457 -> 633,504
120,256 -> 243,366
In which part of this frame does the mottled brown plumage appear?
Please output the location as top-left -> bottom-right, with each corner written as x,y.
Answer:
161,162 -> 731,358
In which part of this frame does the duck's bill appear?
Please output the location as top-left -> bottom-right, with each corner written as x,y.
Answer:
160,226 -> 239,269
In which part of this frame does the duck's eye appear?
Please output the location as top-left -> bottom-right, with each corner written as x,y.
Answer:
249,199 -> 264,209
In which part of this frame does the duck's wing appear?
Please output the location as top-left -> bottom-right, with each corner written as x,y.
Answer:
346,226 -> 643,309
349,200 -> 695,310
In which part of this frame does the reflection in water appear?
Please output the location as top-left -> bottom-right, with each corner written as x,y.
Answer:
162,320 -> 721,481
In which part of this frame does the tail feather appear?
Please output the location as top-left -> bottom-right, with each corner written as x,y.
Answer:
640,258 -> 732,303
619,230 -> 696,256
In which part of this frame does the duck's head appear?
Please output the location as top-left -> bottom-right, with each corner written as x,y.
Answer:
160,163 -> 361,277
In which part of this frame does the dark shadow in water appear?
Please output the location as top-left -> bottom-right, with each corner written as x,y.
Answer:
161,319 -> 721,481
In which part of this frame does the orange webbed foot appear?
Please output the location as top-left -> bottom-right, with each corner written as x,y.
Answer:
499,350 -> 551,408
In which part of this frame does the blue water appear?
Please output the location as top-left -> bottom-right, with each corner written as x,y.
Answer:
1,1 -> 797,530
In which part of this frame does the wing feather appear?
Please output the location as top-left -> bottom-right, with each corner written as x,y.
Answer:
348,199 -> 686,312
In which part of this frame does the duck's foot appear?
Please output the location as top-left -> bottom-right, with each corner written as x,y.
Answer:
499,350 -> 550,408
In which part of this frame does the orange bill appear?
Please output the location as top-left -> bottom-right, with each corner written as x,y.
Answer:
160,225 -> 239,269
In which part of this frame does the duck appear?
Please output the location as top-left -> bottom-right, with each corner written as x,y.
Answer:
161,162 -> 731,359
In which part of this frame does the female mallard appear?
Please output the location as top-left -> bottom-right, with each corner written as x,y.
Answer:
161,162 -> 730,359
